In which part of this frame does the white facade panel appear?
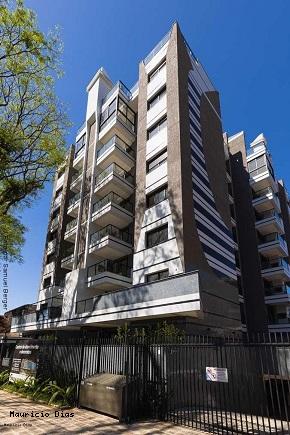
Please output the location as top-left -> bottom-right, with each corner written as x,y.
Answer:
146,127 -> 167,160
146,96 -> 167,129
146,162 -> 167,190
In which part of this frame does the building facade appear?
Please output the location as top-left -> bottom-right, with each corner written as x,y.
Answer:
10,22 -> 290,335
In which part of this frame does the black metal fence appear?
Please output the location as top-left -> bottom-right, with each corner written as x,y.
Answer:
1,332 -> 290,434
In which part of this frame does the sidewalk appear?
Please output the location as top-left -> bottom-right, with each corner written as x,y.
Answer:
0,391 -> 208,434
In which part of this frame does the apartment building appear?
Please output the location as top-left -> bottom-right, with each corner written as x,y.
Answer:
10,22 -> 289,336
226,132 -> 290,333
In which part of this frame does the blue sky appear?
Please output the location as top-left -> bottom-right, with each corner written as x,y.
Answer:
5,0 -> 290,313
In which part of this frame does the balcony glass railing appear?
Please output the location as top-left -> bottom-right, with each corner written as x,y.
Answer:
265,284 -> 290,296
90,225 -> 132,247
53,194 -> 62,209
50,215 -> 59,230
261,258 -> 290,272
97,135 -> 135,159
61,248 -> 75,264
65,218 -> 77,234
256,209 -> 282,225
102,81 -> 132,105
71,172 -> 82,184
87,259 -> 131,279
95,163 -> 134,186
68,192 -> 81,208
259,233 -> 288,252
252,187 -> 275,200
92,192 -> 133,215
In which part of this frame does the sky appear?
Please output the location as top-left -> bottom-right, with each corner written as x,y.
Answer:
4,0 -> 290,313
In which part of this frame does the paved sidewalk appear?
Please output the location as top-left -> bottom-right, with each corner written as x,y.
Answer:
0,391 -> 208,434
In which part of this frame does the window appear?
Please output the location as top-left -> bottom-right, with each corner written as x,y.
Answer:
43,277 -> 51,288
147,87 -> 166,111
100,98 -> 117,127
146,185 -> 168,208
146,224 -> 168,248
100,97 -> 136,132
146,269 -> 169,283
75,134 -> 86,158
147,116 -> 167,140
148,60 -> 166,83
147,149 -> 167,173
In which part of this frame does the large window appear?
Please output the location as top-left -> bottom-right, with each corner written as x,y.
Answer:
75,134 -> 86,158
146,149 -> 167,173
100,97 -> 135,132
147,87 -> 166,111
146,185 -> 168,208
146,224 -> 168,249
146,269 -> 169,283
147,116 -> 167,140
148,60 -> 166,83
248,154 -> 275,178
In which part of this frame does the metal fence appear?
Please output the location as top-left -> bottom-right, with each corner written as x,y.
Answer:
1,332 -> 290,434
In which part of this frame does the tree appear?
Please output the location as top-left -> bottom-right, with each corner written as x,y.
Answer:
0,0 -> 69,261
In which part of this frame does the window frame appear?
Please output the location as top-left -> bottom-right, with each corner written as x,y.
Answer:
146,149 -> 167,174
147,116 -> 167,140
145,268 -> 169,283
147,86 -> 166,111
148,60 -> 166,83
146,184 -> 168,208
146,223 -> 168,249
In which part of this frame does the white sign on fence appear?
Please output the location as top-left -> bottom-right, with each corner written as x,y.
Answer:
206,367 -> 228,383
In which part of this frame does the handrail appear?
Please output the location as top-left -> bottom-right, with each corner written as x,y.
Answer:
97,135 -> 135,159
102,81 -> 132,105
90,224 -> 132,246
95,162 -> 134,186
87,259 -> 131,279
92,191 -> 133,214
68,192 -> 81,208
65,218 -> 77,233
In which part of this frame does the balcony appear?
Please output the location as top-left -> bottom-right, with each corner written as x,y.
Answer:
255,209 -> 284,235
52,194 -> 62,212
96,135 -> 135,172
43,261 -> 55,276
46,239 -> 57,255
70,172 -> 82,192
252,187 -> 281,213
61,249 -> 75,270
87,259 -> 132,292
258,233 -> 288,258
91,192 -> 133,228
94,163 -> 134,198
89,225 -> 132,259
249,163 -> 277,193
38,285 -> 63,301
265,285 -> 290,305
67,193 -> 81,217
102,81 -> 132,106
261,258 -> 290,282
99,98 -> 136,145
64,218 -> 78,242
50,215 -> 59,232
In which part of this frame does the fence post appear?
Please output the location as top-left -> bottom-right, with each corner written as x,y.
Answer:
76,329 -> 86,407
